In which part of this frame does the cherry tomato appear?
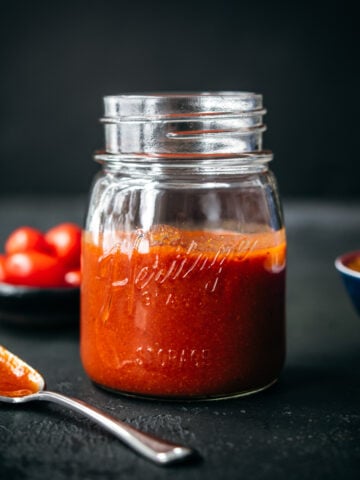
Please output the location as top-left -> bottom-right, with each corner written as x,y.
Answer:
5,227 -> 52,255
0,254 -> 7,282
45,223 -> 82,268
5,252 -> 67,287
65,269 -> 81,287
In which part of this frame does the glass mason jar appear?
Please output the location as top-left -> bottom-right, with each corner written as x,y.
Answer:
81,92 -> 286,400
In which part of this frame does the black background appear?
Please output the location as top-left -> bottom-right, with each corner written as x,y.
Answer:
0,0 -> 357,198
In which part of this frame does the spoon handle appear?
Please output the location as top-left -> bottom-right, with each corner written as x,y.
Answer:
35,390 -> 194,465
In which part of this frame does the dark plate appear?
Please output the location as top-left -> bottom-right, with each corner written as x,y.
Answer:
0,282 -> 80,327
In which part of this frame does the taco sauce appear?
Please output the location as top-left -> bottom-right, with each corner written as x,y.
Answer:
80,227 -> 286,399
0,346 -> 41,397
346,256 -> 360,273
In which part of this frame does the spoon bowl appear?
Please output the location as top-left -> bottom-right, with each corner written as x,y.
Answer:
0,345 -> 195,465
0,345 -> 44,400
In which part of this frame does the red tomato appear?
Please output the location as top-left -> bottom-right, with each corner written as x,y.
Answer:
65,269 -> 81,287
45,223 -> 82,268
5,227 -> 52,255
0,254 -> 7,282
5,252 -> 67,287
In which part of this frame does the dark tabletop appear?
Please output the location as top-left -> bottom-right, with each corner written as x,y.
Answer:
0,197 -> 360,480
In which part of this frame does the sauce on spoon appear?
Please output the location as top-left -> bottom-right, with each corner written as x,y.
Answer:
0,345 -> 42,397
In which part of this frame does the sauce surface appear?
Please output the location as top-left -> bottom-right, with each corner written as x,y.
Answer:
0,345 -> 42,397
81,226 -> 286,398
346,256 -> 360,273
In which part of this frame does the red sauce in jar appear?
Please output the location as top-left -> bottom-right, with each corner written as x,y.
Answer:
80,227 -> 286,399
0,346 -> 41,397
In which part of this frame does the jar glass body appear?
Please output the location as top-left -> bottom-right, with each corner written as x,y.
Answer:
80,93 -> 286,400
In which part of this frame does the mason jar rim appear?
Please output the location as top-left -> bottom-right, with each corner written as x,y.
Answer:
102,92 -> 264,120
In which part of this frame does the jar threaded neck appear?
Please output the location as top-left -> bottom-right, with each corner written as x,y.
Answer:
100,92 -> 270,159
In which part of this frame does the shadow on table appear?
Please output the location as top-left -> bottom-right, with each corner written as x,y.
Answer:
271,353 -> 360,407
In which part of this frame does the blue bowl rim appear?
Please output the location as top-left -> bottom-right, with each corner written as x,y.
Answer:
335,250 -> 360,280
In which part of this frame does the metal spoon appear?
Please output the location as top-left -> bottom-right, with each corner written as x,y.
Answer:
0,345 -> 195,465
